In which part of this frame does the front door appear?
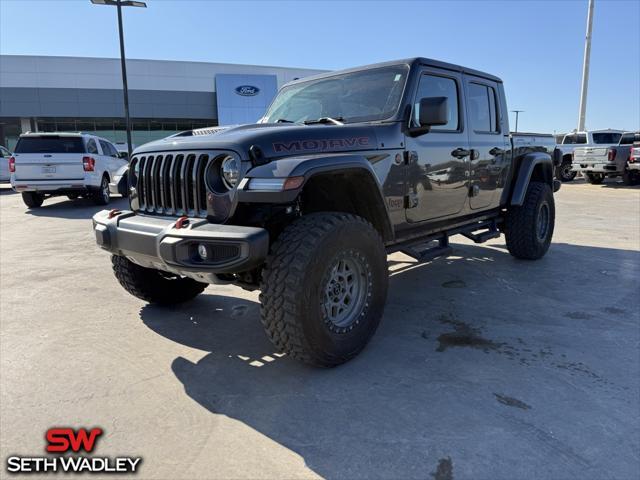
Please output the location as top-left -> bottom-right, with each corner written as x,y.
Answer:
405,70 -> 470,223
463,76 -> 510,210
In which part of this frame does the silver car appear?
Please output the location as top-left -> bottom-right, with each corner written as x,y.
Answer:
0,145 -> 12,182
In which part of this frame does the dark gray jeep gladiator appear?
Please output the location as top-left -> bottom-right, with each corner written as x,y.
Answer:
93,58 -> 561,367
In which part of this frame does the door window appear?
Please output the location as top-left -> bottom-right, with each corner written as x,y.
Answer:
99,140 -> 116,157
413,74 -> 460,131
563,134 -> 587,144
108,143 -> 120,157
468,83 -> 499,133
86,138 -> 98,154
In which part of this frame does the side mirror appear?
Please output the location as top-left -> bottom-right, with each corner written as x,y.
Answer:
117,152 -> 129,161
409,96 -> 449,137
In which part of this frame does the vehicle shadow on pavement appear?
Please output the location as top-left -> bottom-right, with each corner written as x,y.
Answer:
23,196 -> 128,219
140,242 -> 640,480
570,177 -> 640,189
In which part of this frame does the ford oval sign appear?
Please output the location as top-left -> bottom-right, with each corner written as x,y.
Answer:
235,85 -> 260,96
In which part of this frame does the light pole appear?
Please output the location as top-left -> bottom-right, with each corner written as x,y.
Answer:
578,0 -> 595,131
511,110 -> 524,132
90,0 -> 147,158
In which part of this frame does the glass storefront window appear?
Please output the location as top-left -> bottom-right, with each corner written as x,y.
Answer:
2,118 -> 216,150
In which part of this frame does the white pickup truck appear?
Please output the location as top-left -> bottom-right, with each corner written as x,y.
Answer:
555,129 -> 624,182
573,131 -> 640,185
10,132 -> 128,209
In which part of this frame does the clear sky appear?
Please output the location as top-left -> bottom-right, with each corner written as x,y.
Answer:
1,0 -> 638,134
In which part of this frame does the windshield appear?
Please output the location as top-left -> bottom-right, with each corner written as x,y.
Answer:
592,132 -> 622,144
262,65 -> 409,124
15,136 -> 85,153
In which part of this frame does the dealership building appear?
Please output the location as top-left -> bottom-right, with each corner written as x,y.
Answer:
0,55 -> 325,150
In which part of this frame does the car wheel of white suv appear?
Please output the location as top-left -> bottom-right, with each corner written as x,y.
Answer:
93,176 -> 111,206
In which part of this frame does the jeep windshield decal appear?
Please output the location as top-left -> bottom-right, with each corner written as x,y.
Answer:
273,137 -> 371,153
262,65 -> 409,125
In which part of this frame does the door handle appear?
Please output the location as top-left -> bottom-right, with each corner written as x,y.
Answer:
489,147 -> 505,156
451,148 -> 471,159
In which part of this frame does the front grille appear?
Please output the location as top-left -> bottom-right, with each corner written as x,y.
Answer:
133,152 -> 211,217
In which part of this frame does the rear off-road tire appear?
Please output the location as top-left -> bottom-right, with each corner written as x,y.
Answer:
21,192 -> 44,208
111,255 -> 207,304
505,181 -> 555,260
260,212 -> 388,367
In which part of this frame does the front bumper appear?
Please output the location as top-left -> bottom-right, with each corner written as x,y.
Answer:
92,210 -> 269,283
571,162 -> 621,174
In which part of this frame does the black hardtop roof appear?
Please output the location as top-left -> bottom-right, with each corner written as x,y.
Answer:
284,57 -> 502,87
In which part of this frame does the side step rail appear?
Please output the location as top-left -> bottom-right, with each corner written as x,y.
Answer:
399,235 -> 452,262
460,220 -> 501,244
388,218 -> 503,262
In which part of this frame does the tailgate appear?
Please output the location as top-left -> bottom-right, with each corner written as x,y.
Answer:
13,135 -> 87,181
13,153 -> 85,181
573,147 -> 608,162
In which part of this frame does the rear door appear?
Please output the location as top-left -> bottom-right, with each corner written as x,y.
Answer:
13,135 -> 86,181
404,69 -> 470,222
98,139 -> 116,177
463,75 -> 510,210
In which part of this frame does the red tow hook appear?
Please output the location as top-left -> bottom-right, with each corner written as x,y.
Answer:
175,216 -> 190,229
108,209 -> 122,219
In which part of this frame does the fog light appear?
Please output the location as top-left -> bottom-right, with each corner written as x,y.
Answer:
197,243 -> 209,260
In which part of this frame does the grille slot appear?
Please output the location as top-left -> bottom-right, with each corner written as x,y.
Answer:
134,151 -> 214,217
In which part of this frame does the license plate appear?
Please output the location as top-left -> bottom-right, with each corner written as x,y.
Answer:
42,166 -> 56,174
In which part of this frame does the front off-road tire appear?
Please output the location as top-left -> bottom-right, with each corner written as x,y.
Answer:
21,192 -> 44,208
556,159 -> 576,182
505,181 -> 555,260
260,212 -> 388,367
111,255 -> 207,304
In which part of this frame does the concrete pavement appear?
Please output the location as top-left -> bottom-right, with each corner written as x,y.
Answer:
1,178 -> 638,479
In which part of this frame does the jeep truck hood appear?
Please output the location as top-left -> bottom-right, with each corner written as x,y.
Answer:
131,123 -> 399,160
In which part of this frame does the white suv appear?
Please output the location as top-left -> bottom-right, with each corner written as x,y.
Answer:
9,133 -> 128,209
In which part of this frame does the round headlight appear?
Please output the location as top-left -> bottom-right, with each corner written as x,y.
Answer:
220,155 -> 239,190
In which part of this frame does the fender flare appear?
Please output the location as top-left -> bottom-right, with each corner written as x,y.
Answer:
510,152 -> 554,206
238,153 -> 394,240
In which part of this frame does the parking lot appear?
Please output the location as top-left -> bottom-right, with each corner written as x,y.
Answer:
0,179 -> 638,479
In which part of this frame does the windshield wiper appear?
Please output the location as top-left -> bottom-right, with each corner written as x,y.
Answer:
275,118 -> 295,123
304,116 -> 345,126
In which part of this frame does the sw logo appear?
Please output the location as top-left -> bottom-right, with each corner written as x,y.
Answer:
5,427 -> 142,474
46,427 -> 103,453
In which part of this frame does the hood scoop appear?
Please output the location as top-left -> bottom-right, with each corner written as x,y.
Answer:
174,126 -> 231,137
